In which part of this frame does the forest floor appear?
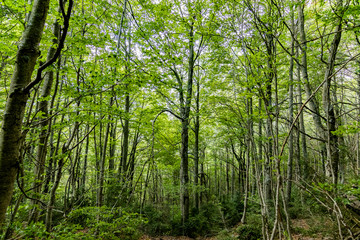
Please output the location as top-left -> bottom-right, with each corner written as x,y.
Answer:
139,218 -> 334,240
140,237 -> 216,240
290,218 -> 335,240
140,236 -> 215,240
291,219 -> 330,240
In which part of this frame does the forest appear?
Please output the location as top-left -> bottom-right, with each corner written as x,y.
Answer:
0,0 -> 360,239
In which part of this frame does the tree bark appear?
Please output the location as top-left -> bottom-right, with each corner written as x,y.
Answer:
264,31 -> 274,206
97,103 -> 112,207
295,37 -> 308,179
179,17 -> 195,233
298,3 -> 325,136
28,18 -> 60,224
194,75 -> 200,212
322,0 -> 343,186
286,7 -> 295,205
120,92 -> 130,181
241,97 -> 252,224
46,120 -> 78,231
0,0 -> 51,224
297,1 -> 330,179
357,65 -> 360,175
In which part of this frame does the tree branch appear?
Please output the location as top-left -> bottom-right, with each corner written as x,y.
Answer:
23,0 -> 73,94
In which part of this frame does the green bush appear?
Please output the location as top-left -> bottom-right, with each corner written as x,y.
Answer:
216,229 -> 237,240
220,195 -> 244,226
17,222 -> 49,239
51,224 -> 89,239
186,203 -> 222,237
142,204 -> 173,235
142,202 -> 225,237
235,224 -> 262,240
64,206 -> 147,240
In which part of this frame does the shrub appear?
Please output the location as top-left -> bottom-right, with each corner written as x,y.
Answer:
64,206 -> 147,240
187,205 -> 219,237
16,222 -> 49,239
142,204 -> 173,235
216,229 -> 237,240
235,224 -> 262,240
220,195 -> 244,226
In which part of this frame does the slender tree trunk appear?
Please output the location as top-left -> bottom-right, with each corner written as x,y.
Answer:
219,153 -> 223,199
357,66 -> 360,175
295,37 -> 308,179
194,75 -> 200,212
231,161 -> 235,197
46,121 -> 78,231
0,0 -> 51,224
82,125 -> 90,191
126,129 -> 140,202
286,7 -> 295,205
121,19 -> 132,188
298,1 -> 327,177
45,109 -> 66,231
200,161 -> 206,203
334,84 -> 345,184
108,122 -> 116,177
97,106 -> 112,207
106,121 -> 116,205
298,2 -> 325,136
322,0 -> 343,186
264,32 -> 274,206
29,19 -> 60,222
258,100 -> 264,201
141,162 -> 152,211
226,149 -> 230,196
120,92 -> 130,182
214,151 -> 218,197
241,97 -> 252,224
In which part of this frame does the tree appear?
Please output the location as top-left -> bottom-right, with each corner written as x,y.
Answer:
321,0 -> 343,186
0,0 -> 72,225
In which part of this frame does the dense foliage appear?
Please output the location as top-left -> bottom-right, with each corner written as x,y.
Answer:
1,0 -> 360,239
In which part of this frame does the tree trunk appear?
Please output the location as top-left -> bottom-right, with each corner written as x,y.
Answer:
106,121 -> 117,205
322,0 -> 343,186
286,7 -> 295,205
264,31 -> 274,206
180,118 -> 190,230
226,149 -> 230,196
298,3 -> 325,136
82,125 -> 90,192
97,107 -> 112,207
200,162 -> 205,203
295,36 -> 308,179
357,65 -> 360,175
28,19 -> 60,223
298,2 -> 327,177
194,75 -> 200,212
46,121 -> 78,231
179,18 -> 195,233
241,97 -> 252,224
120,92 -> 130,182
44,109 -> 66,231
0,0 -> 51,224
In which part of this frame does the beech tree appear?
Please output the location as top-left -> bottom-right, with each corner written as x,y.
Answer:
0,0 -> 72,225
